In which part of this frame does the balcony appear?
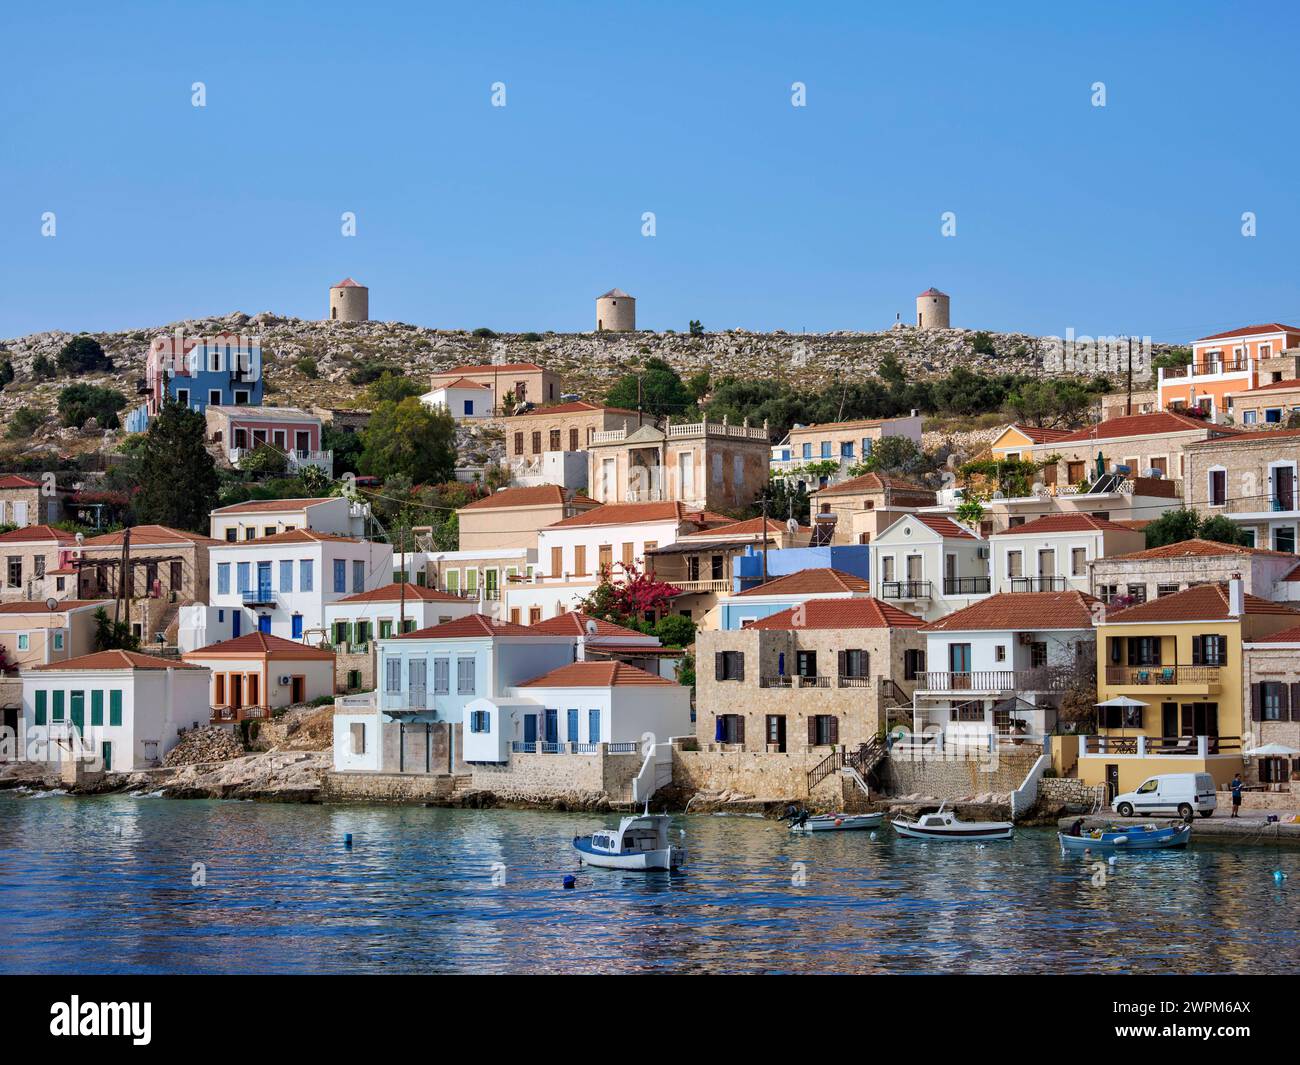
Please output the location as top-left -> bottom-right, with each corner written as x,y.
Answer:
1081,734 -> 1241,757
1104,664 -> 1221,693
242,587 -> 275,606
211,704 -> 272,724
674,578 -> 730,593
917,668 -> 1069,694
942,576 -> 991,595
1160,359 -> 1250,379
881,580 -> 932,600
1009,576 -> 1066,592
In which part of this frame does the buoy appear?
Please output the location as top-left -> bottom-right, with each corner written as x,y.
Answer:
563,875 -> 577,889
1273,870 -> 1287,884
344,833 -> 353,849
834,818 -> 844,827
869,831 -> 878,841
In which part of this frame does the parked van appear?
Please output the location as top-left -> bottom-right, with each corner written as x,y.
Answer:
1111,773 -> 1217,819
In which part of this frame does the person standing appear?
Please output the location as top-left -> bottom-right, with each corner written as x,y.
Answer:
1230,773 -> 1243,818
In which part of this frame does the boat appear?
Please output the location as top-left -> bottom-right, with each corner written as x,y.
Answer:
1058,821 -> 1191,853
573,813 -> 685,871
788,811 -> 884,833
891,803 -> 1014,841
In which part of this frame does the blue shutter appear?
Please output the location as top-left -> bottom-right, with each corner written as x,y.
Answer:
300,559 -> 313,591
292,614 -> 303,639
334,560 -> 345,593
567,709 -> 579,742
352,560 -> 364,593
588,709 -> 600,743
217,563 -> 230,595
280,560 -> 293,592
237,562 -> 250,593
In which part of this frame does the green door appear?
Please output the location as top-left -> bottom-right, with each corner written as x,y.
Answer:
70,691 -> 85,732
101,741 -> 112,771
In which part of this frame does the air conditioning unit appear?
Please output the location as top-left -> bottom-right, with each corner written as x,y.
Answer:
1018,632 -> 1035,646
277,675 -> 291,686
976,547 -> 990,559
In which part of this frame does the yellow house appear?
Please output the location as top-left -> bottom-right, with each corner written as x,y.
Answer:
1082,580 -> 1300,793
988,423 -> 1073,462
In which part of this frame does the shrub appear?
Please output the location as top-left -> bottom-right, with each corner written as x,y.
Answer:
7,406 -> 44,438
472,327 -> 497,338
56,335 -> 113,375
57,384 -> 127,429
299,357 -> 318,378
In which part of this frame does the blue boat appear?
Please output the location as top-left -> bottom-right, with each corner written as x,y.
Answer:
1058,821 -> 1191,853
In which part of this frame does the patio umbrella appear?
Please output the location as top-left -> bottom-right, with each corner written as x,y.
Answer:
1244,742 -> 1300,757
1095,696 -> 1148,738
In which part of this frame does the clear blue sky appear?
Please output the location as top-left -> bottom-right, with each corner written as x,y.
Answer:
2,1 -> 1298,343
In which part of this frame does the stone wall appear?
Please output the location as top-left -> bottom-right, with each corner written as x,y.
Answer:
1038,776 -> 1105,809
335,649 -> 373,692
673,747 -> 829,801
322,770 -> 458,803
882,746 -> 1041,800
469,749 -> 642,802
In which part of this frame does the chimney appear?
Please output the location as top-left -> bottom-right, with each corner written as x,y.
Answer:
1228,575 -> 1243,618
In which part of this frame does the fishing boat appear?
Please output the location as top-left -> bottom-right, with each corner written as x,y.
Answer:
573,813 -> 685,871
1058,821 -> 1191,853
788,811 -> 884,833
891,803 -> 1014,841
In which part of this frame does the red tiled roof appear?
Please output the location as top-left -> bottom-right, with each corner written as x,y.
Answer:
183,632 -> 335,660
0,475 -> 41,489
530,611 -> 648,638
546,501 -> 701,529
813,472 -> 934,497
1103,583 -> 1300,624
210,529 -> 360,546
1104,538 -> 1295,562
993,513 -> 1142,536
0,524 -> 77,544
435,362 -> 545,376
513,401 -> 640,417
0,600 -> 103,614
1049,411 -> 1236,444
1194,323 -> 1300,343
680,516 -> 790,538
1248,623 -> 1300,643
211,497 -> 337,515
920,591 -> 1101,632
334,582 -> 472,604
1009,424 -> 1075,443
914,514 -> 977,539
1227,377 -> 1300,395
31,650 -> 204,671
434,377 -> 492,390
1185,426 -> 1300,446
1284,564 -> 1300,583
392,615 -> 544,640
460,485 -> 596,511
332,277 -> 365,288
1113,519 -> 1152,531
918,287 -> 947,297
83,524 -> 220,547
516,661 -> 675,687
732,567 -> 873,598
744,597 -> 924,630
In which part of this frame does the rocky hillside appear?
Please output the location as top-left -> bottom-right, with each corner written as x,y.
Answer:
0,313 -> 1169,456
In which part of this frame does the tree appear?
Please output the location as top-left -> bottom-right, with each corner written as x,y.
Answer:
653,614 -> 696,648
1151,347 -> 1192,373
578,562 -> 681,622
92,608 -> 140,652
238,445 -> 289,476
365,371 -> 423,407
360,397 -> 457,484
0,360 -> 13,388
688,320 -> 704,336
1197,513 -> 1251,547
56,335 -> 113,375
323,426 -> 363,478
133,402 -> 221,532
7,407 -> 44,439
848,434 -> 924,478
31,353 -> 56,380
1006,378 -> 1096,428
57,384 -> 127,429
969,331 -> 997,356
605,357 -> 694,419
1144,508 -> 1249,549
764,475 -> 811,524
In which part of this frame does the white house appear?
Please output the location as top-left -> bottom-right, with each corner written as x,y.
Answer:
323,582 -> 483,646
463,660 -> 691,763
420,377 -> 494,420
912,591 -> 1100,743
209,495 -> 372,542
21,650 -> 210,772
530,610 -> 684,679
203,530 -> 393,645
181,631 -> 336,722
869,513 -> 990,622
990,513 -> 1146,595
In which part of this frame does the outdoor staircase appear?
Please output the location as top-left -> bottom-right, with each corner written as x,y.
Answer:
807,736 -> 888,796
878,678 -> 913,731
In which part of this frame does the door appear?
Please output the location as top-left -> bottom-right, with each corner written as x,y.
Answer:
291,614 -> 303,639
232,611 -> 241,639
291,677 -> 305,703
949,643 -> 972,688
544,708 -> 558,745
1105,764 -> 1119,804
409,659 -> 427,708
766,714 -> 787,753
257,561 -> 272,600
101,742 -> 112,771
295,430 -> 311,454
258,615 -> 271,634
230,675 -> 243,709
588,709 -> 600,743
523,715 -> 538,743
1161,702 -> 1178,741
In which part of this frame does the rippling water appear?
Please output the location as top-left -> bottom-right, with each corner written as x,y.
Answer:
0,794 -> 1295,974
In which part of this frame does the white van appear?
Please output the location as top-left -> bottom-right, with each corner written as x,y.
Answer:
1111,773 -> 1217,819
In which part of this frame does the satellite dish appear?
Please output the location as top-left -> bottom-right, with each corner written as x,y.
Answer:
75,532 -> 85,545
45,597 -> 58,611
585,619 -> 599,636
786,517 -> 799,536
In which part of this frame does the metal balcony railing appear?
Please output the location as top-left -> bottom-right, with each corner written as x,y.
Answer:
881,580 -> 932,599
1009,576 -> 1066,592
943,576 -> 991,595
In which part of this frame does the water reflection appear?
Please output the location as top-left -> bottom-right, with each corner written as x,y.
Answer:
0,796 -> 1294,974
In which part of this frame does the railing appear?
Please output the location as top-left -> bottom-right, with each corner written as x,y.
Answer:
1161,359 -> 1251,379
1081,734 -> 1241,756
943,576 -> 991,595
1009,576 -> 1066,592
760,675 -> 792,689
211,704 -> 272,723
836,675 -> 871,687
806,737 -> 886,794
241,587 -> 275,605
607,742 -> 639,753
796,675 -> 830,688
1104,665 -> 1220,687
672,578 -> 731,593
1270,495 -> 1297,512
917,668 -> 1070,693
881,580 -> 932,599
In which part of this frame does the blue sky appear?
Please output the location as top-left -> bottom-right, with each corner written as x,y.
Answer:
2,1 -> 1298,342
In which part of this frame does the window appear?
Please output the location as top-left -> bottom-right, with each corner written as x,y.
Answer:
109,690 -> 122,727
598,544 -> 613,572
588,708 -> 601,743
574,545 -> 587,576
352,560 -> 364,593
334,560 -> 346,593
90,689 -> 104,726
1157,583 -> 1179,597
1274,526 -> 1297,554
52,691 -> 65,723
1071,548 -> 1086,576
300,559 -> 314,591
17,633 -> 29,651
469,711 -> 490,734
1030,642 -> 1048,668
820,441 -> 832,459
1192,634 -> 1227,666
840,649 -> 868,678
531,431 -> 542,454
1126,636 -> 1161,666
225,529 -> 237,542
840,441 -> 854,458
622,542 -> 634,567
714,651 -> 745,681
809,715 -> 838,746
513,431 -> 524,455
1006,550 -> 1023,578
52,631 -> 64,651
457,658 -> 475,695
801,443 -> 812,460
550,546 -> 563,576
569,428 -> 579,450
994,645 -> 1006,662
385,657 -> 402,693
903,648 -> 926,680
264,526 -> 277,537
549,429 -> 561,450
33,690 -> 47,725
1243,410 -> 1258,426
7,557 -> 22,586
796,650 -> 817,677
567,709 -> 579,742
236,562 -> 250,593
279,560 -> 293,592
881,556 -> 895,583
1209,468 -> 1227,507
1126,584 -> 1147,604
434,657 -> 450,694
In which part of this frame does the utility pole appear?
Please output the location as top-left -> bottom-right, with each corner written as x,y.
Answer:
398,527 -> 407,633
760,493 -> 770,582
636,374 -> 643,428
1126,335 -> 1133,416
113,527 -> 131,630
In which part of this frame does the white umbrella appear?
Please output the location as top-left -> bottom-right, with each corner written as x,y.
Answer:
1244,742 -> 1300,757
1094,696 -> 1148,707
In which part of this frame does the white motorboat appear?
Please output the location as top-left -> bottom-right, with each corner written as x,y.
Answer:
892,803 -> 1014,841
573,813 -> 685,871
788,811 -> 884,833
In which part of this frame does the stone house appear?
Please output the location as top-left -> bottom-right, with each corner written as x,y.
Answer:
505,401 -> 642,488
696,597 -> 925,753
0,526 -> 80,603
456,485 -> 600,552
586,419 -> 771,513
1224,378 -> 1300,429
1089,538 -> 1300,607
1182,426 -> 1300,552
717,566 -> 876,630
1240,624 -> 1300,794
1099,391 -> 1159,421
0,474 -> 68,528
429,361 -> 560,408
810,472 -> 937,545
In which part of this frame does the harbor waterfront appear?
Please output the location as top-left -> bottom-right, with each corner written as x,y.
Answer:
0,794 -> 1295,975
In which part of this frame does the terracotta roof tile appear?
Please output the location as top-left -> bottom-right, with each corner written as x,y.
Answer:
183,632 -> 335,660
334,582 -> 471,604
546,501 -> 700,529
732,567 -> 873,598
913,514 -> 977,539
209,529 -> 360,546
1227,377 -> 1300,395
1049,411 -> 1236,444
83,524 -> 220,547
1247,623 -> 1300,643
1104,538 -> 1295,562
461,485 -> 571,510
390,615 -> 545,640
1194,323 -> 1300,342
530,611 -> 648,638
920,591 -> 1101,632
993,513 -> 1142,536
0,475 -> 42,489
31,650 -> 204,671
433,377 -> 492,390
436,362 -> 544,375
1185,426 -> 1300,446
0,524 -> 77,545
813,472 -> 934,497
513,401 -> 640,417
1103,583 -> 1300,624
1009,424 -> 1075,443
744,597 -> 924,630
0,600 -> 103,614
211,497 -> 337,515
516,661 -> 675,687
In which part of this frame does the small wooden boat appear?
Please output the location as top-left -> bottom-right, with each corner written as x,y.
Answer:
789,811 -> 884,833
1058,821 -> 1191,853
573,813 -> 685,871
892,803 -> 1014,841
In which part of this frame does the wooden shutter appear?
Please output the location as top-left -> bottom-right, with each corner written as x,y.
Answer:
734,716 -> 744,744
714,653 -> 725,681
1251,683 -> 1263,721
735,652 -> 745,682
862,650 -> 870,677
828,716 -> 839,744
1291,683 -> 1300,722
837,650 -> 847,677
807,716 -> 818,745
1281,683 -> 1292,718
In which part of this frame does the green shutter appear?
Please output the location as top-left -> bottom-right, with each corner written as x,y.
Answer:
52,690 -> 65,722
379,620 -> 393,639
70,690 -> 85,731
109,690 -> 122,727
90,690 -> 104,727
33,690 -> 47,726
